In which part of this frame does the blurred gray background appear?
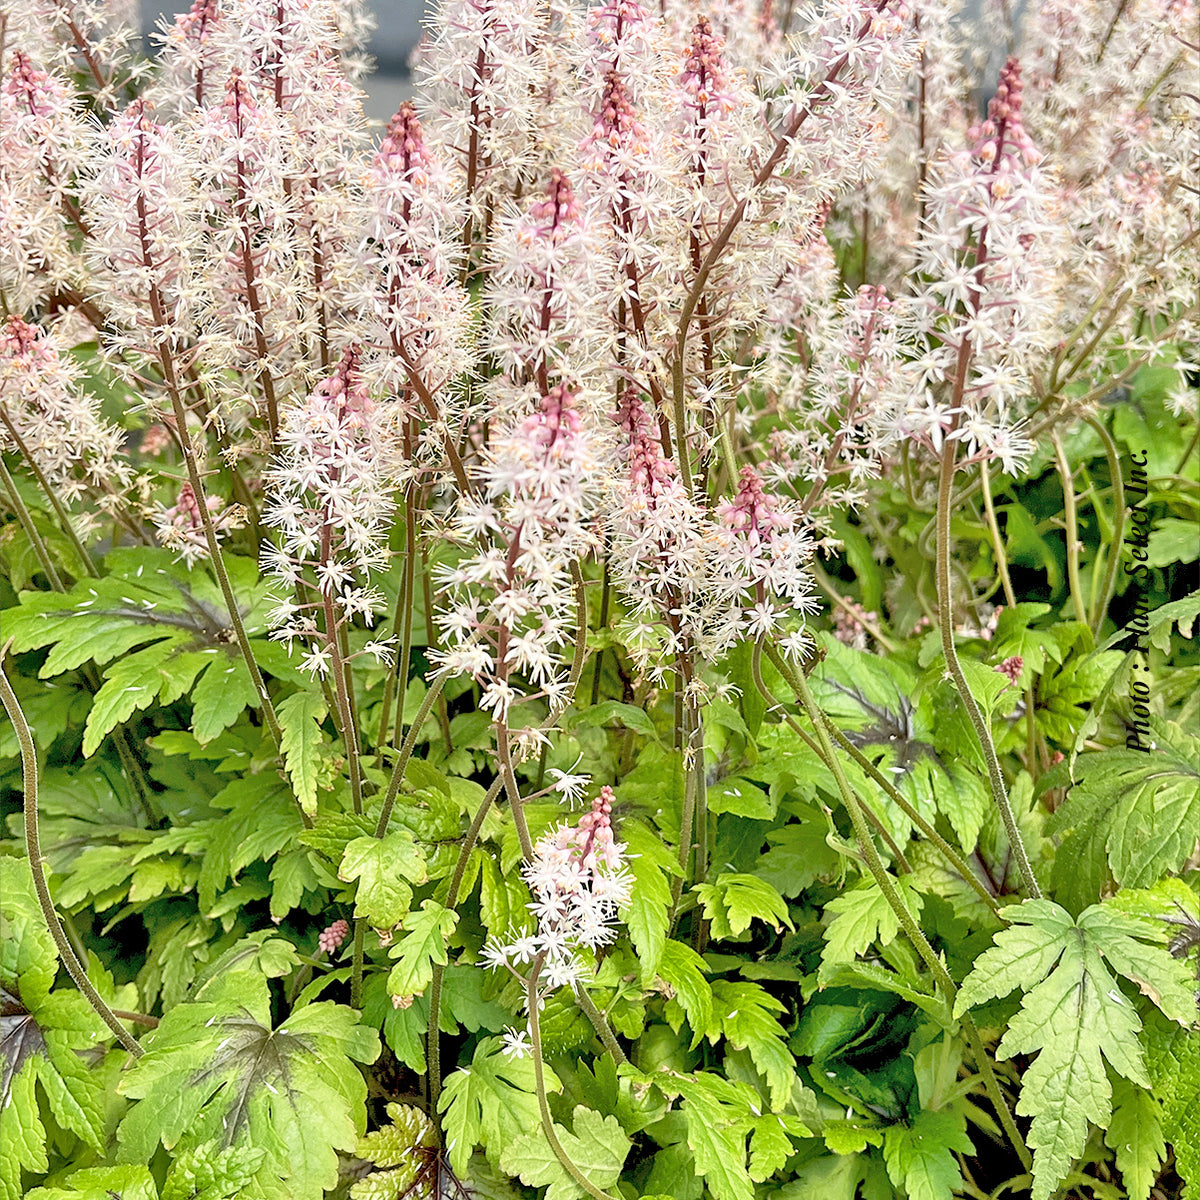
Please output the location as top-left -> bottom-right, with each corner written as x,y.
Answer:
140,0 -> 427,124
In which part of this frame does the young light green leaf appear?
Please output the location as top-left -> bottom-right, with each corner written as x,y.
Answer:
190,654 -> 260,743
820,876 -> 923,972
709,980 -> 797,1111
954,898 -> 1196,1200
620,820 -> 679,981
160,1141 -> 267,1200
1046,737 -> 1200,905
694,873 -> 792,940
339,831 -> 426,929
81,635 -> 192,755
1104,1078 -> 1165,1200
756,811 -> 841,897
277,689 -> 328,815
386,901 -> 458,1002
25,1166 -> 158,1200
499,1106 -> 630,1200
658,939 -> 713,1044
438,1036 -> 559,1177
1,860 -> 105,1200
671,1072 -> 757,1200
117,970 -> 379,1200
1143,1008 -> 1200,1190
882,1109 -> 972,1200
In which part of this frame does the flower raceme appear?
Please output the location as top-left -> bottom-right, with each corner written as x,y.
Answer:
485,786 -> 633,996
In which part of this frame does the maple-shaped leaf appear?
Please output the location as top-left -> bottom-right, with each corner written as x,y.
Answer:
386,901 -> 458,1002
1044,727 -> 1200,910
499,1105 -> 630,1200
954,898 -> 1196,1200
438,1036 -> 559,1178
116,970 -> 379,1200
1,860 -> 106,1200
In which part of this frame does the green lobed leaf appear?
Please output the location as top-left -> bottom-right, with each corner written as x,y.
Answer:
620,819 -> 679,981
117,970 -> 379,1200
1104,1078 -> 1165,1200
499,1105 -> 630,1200
339,830 -> 426,929
955,898 -> 1196,1200
694,873 -> 792,941
438,1036 -> 559,1178
820,876 -> 923,973
708,980 -> 797,1111
386,901 -> 458,1002
671,1072 -> 757,1200
882,1109 -> 972,1200
277,689 -> 328,815
1,860 -> 106,1200
659,939 -> 713,1045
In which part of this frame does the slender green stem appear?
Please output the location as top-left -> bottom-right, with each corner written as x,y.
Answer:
0,456 -> 64,590
670,705 -> 700,915
760,642 -> 1001,916
573,982 -> 630,1067
526,957 -> 622,1200
0,409 -> 99,577
428,774 -> 505,1111
936,439 -> 1041,900
349,915 -> 367,1011
428,561 -> 592,1114
1051,430 -> 1089,627
771,652 -> 1031,1172
978,464 -> 1017,609
0,646 -> 143,1056
1084,415 -> 1126,633
374,673 -> 449,840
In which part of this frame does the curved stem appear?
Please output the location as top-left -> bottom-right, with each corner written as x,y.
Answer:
0,645 -> 143,1056
770,651 -> 1031,1172
978,464 -> 1017,609
428,561 -> 592,1113
0,456 -> 64,590
574,982 -> 630,1067
527,956 -> 622,1200
375,673 -> 449,840
1083,415 -> 1125,633
1051,430 -> 1088,627
936,440 -> 1041,899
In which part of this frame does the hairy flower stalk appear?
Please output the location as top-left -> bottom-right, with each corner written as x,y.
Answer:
918,58 -> 1050,899
348,100 -> 471,491
433,383 -> 600,729
416,0 -> 551,268
82,96 -> 282,744
263,346 -> 395,810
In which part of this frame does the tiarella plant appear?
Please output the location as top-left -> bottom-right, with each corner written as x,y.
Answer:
0,0 -> 1197,1199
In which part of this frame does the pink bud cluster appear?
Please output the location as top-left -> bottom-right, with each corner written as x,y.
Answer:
153,480 -> 242,566
318,918 -> 350,954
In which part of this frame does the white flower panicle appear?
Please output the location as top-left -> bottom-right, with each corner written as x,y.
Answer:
902,56 -> 1056,475
262,346 -> 393,675
433,383 -> 602,721
485,786 -> 633,992
345,100 -> 471,445
0,316 -> 134,537
81,98 -> 203,353
0,51 -> 90,314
